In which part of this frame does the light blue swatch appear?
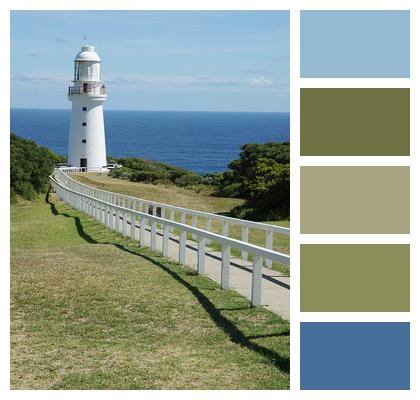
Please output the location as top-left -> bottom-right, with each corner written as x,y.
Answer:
301,11 -> 410,77
300,322 -> 410,390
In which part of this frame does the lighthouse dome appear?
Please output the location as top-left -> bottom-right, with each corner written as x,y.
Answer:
75,45 -> 101,62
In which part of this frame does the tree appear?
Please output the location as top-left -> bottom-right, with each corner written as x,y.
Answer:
211,142 -> 290,220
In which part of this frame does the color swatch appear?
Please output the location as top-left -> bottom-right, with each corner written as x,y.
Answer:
300,10 -> 410,77
300,166 -> 410,234
299,9 -> 411,390
300,244 -> 410,312
300,322 -> 410,389
300,88 -> 410,156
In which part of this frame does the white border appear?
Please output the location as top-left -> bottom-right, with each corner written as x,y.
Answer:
2,1 -> 420,399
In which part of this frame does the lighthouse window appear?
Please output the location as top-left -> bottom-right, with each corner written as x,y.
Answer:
82,107 -> 87,111
82,139 -> 86,143
82,122 -> 87,126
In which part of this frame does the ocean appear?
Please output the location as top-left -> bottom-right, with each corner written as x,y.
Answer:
10,108 -> 290,175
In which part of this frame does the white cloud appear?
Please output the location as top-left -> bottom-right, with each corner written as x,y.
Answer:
242,69 -> 274,76
246,76 -> 274,87
11,73 -> 60,84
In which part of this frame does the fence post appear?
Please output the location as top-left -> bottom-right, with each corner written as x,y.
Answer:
162,224 -> 169,257
251,255 -> 263,306
179,230 -> 186,265
241,225 -> 249,260
130,212 -> 136,240
94,200 -> 98,220
151,220 -> 157,251
222,221 -> 228,237
101,204 -> 105,224
114,209 -> 119,232
111,206 -> 115,228
122,213 -> 127,236
197,236 -> 206,275
265,231 -> 273,268
221,245 -> 230,289
169,209 -> 175,233
140,217 -> 146,246
192,215 -> 198,240
103,205 -> 107,228
206,218 -> 211,245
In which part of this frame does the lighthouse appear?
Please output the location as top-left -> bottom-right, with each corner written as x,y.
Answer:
67,44 -> 108,171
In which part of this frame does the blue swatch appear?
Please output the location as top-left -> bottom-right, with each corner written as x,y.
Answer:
300,11 -> 410,77
300,322 -> 410,390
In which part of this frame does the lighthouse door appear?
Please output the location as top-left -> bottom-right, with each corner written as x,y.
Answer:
80,158 -> 87,169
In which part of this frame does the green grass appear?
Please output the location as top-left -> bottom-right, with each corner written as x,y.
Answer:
10,192 -> 290,389
72,172 -> 243,214
72,173 -> 290,274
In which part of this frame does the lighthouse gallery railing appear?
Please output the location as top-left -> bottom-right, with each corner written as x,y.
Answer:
50,168 -> 290,307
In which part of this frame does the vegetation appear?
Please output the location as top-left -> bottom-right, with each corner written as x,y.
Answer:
108,142 -> 290,221
10,133 -> 65,203
11,193 -> 290,389
206,142 -> 290,220
10,132 -> 289,220
108,156 -> 203,188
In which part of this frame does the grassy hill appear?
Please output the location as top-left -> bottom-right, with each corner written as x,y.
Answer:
10,193 -> 290,389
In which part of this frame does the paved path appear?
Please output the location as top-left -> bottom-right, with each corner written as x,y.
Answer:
118,216 -> 290,320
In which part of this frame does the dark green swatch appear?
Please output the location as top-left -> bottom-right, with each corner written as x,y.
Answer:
300,88 -> 410,156
300,244 -> 410,312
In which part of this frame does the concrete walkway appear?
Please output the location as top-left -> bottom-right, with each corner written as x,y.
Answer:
120,217 -> 290,320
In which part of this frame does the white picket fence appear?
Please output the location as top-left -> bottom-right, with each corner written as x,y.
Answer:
55,168 -> 290,268
50,168 -> 290,306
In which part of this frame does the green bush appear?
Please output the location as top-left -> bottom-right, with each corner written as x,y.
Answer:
10,133 -> 64,202
213,142 -> 290,220
109,156 -> 203,189
174,174 -> 202,187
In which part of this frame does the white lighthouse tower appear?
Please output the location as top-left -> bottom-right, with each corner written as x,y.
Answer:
67,44 -> 108,171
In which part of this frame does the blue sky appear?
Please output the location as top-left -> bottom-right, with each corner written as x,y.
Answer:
10,11 -> 289,112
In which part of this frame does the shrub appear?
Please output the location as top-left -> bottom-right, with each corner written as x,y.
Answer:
109,156 -> 203,189
10,133 -> 63,202
213,142 -> 290,220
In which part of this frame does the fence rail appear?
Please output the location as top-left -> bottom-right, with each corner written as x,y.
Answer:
55,168 -> 289,268
50,169 -> 290,307
59,166 -> 105,173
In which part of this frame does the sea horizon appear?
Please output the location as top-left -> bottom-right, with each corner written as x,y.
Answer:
11,108 -> 290,175
11,107 -> 289,114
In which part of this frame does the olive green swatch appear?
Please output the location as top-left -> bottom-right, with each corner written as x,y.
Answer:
300,166 -> 410,233
300,244 -> 410,312
300,88 -> 410,156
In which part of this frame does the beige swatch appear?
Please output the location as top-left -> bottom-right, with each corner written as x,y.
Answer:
301,166 -> 410,233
